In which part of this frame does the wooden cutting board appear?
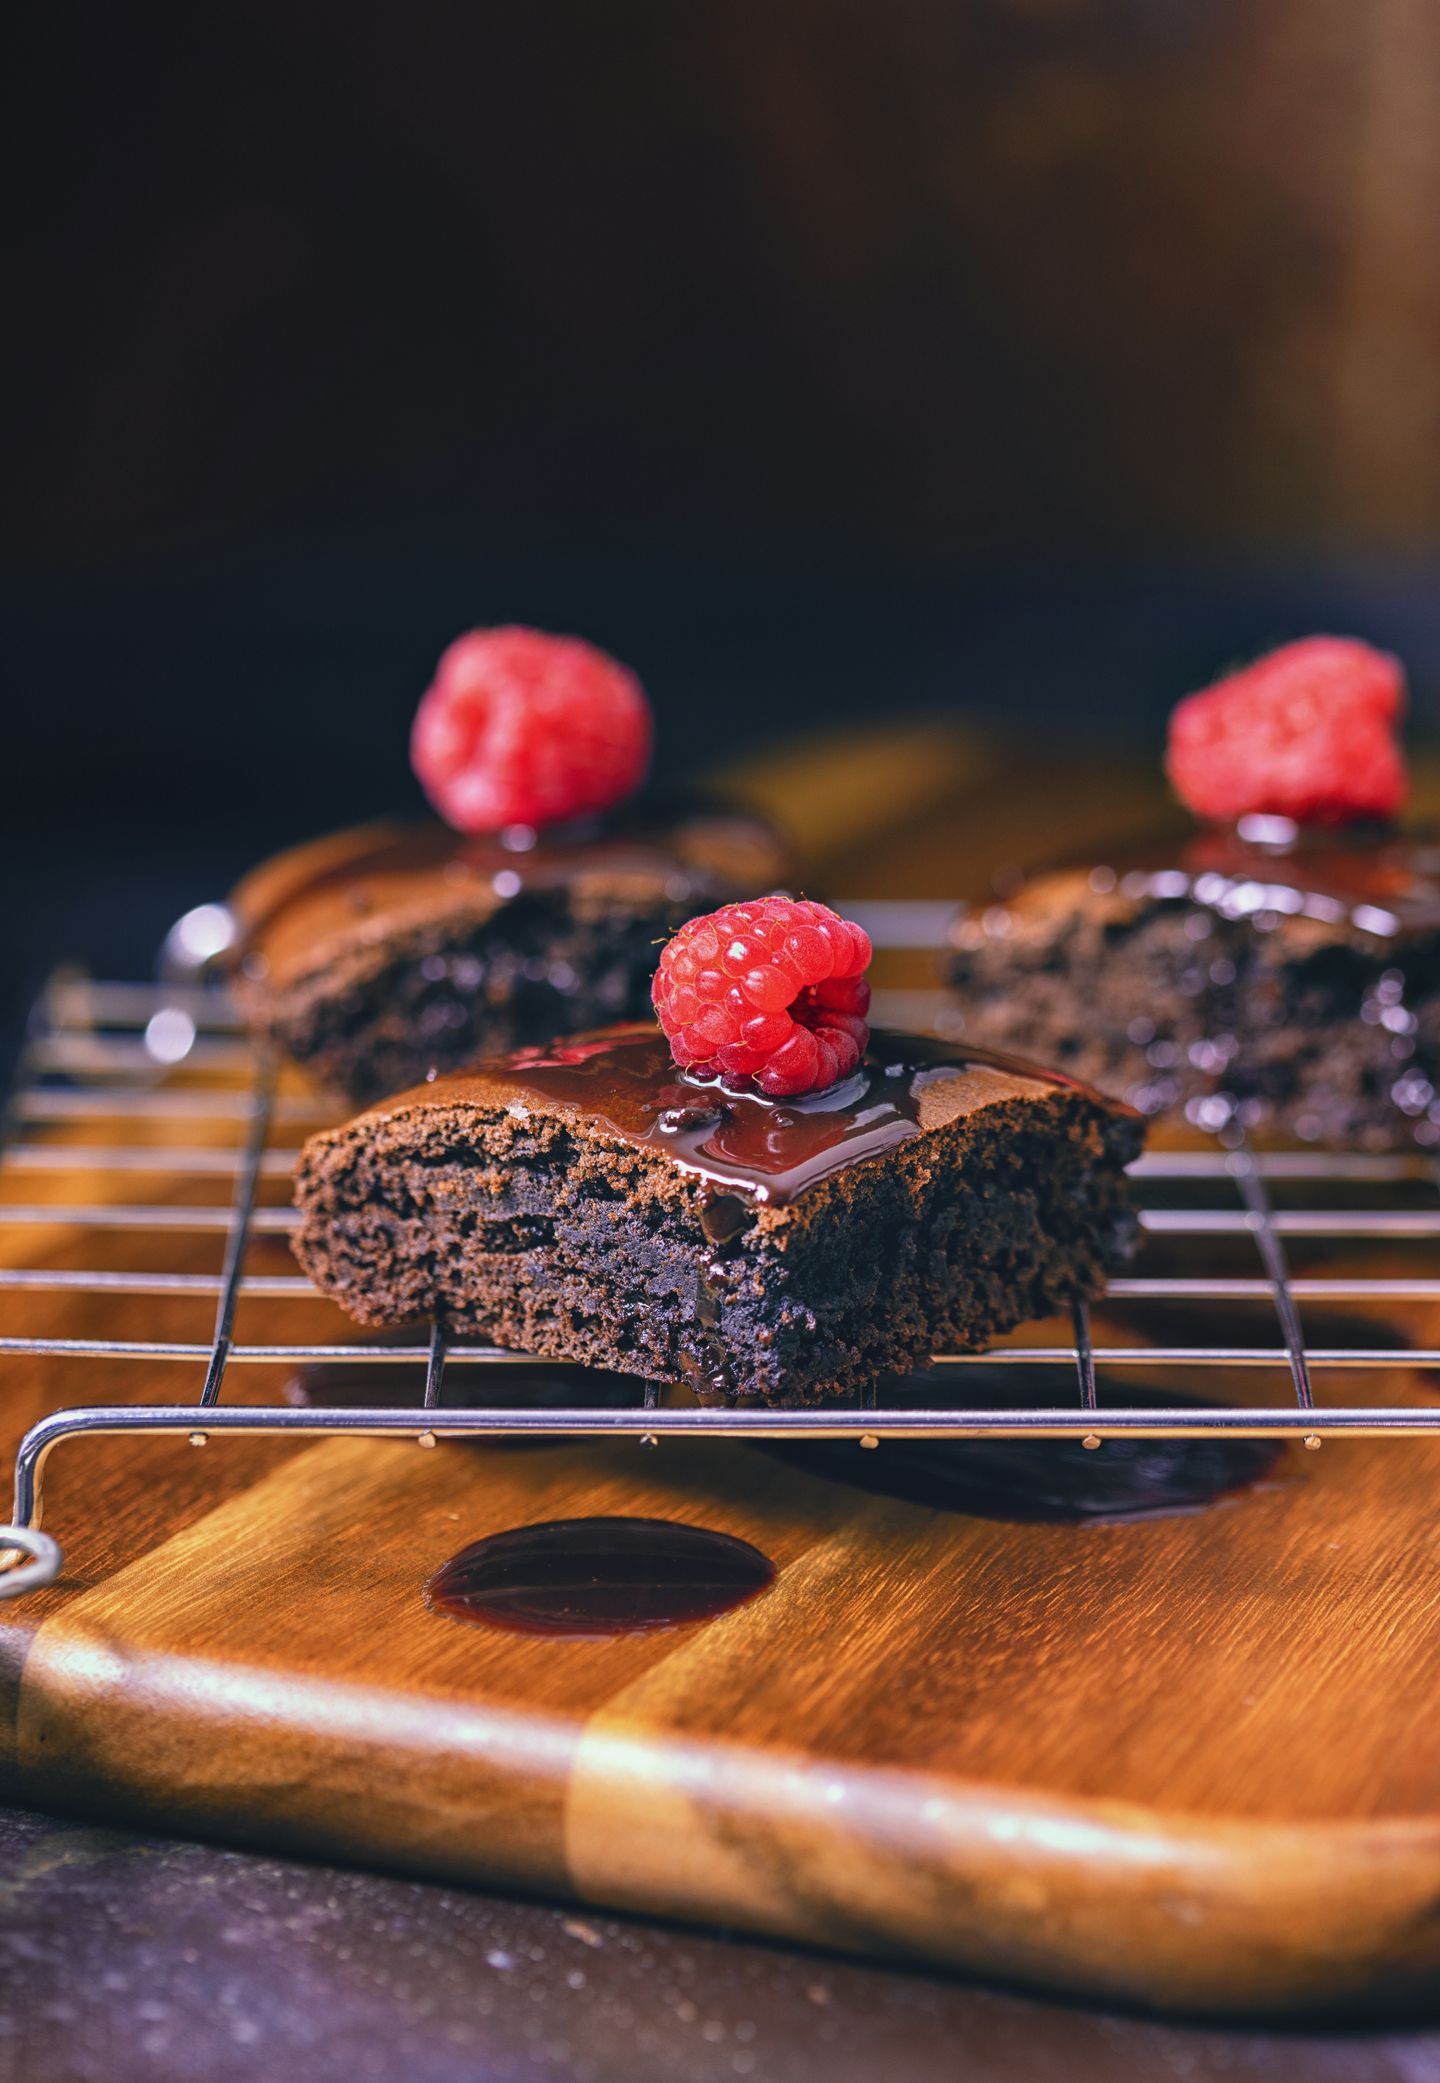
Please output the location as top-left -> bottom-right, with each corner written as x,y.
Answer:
5,737 -> 1440,2020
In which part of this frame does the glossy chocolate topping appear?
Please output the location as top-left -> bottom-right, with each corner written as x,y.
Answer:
1025,817 -> 1440,938
425,1516 -> 775,1636
232,800 -> 790,990
367,1023 -> 1126,1208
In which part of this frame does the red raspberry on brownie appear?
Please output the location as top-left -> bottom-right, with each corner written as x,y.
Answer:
1166,635 -> 1406,827
652,896 -> 873,1096
411,625 -> 652,834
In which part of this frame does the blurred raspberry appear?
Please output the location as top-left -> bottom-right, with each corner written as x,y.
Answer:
652,896 -> 872,1096
1166,636 -> 1406,827
411,626 -> 651,833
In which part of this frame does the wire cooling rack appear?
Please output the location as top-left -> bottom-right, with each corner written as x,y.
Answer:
4,897 -> 1440,1600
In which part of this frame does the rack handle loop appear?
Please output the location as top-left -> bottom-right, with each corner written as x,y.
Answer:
0,1525 -> 62,1599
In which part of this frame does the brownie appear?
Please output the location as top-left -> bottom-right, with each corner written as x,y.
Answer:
230,802 -> 789,1103
291,1023 -> 1143,1408
947,817 -> 1440,1149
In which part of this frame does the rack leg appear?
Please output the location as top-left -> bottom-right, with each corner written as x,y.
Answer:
11,1421 -> 50,1533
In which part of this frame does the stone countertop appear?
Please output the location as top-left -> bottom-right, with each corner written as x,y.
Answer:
4,1806 -> 1437,2083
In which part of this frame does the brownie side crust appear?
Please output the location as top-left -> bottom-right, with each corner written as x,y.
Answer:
948,829 -> 1440,1150
291,1028 -> 1143,1407
242,886 -> 692,1106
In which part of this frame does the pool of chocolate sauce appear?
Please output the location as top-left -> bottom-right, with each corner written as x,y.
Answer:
426,1517 -> 775,1636
772,1371 -> 1285,1523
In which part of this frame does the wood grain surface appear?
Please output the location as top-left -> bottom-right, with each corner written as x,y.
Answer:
5,740 -> 1440,2020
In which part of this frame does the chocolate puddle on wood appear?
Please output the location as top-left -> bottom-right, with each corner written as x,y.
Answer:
805,1300 -> 1405,1527
425,1517 -> 775,1637
770,1368 -> 1287,1524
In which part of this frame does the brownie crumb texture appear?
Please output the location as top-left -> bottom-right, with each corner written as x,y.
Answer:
292,1052 -> 1141,1408
248,890 -> 687,1104
950,871 -> 1440,1151
233,810 -> 790,1105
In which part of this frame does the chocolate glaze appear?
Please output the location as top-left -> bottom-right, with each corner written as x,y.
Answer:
425,1516 -> 775,1636
371,1024 -> 1125,1210
773,1371 -> 1284,1523
235,797 -> 790,982
243,825 -> 677,941
1083,819 -> 1440,937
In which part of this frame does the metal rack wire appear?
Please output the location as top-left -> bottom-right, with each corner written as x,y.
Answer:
5,918 -> 1440,1601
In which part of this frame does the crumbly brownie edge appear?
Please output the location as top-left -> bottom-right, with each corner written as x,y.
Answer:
291,1087 -> 1141,1406
240,890 -> 700,1105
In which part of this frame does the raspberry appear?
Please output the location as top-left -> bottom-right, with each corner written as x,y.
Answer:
652,897 -> 873,1097
1165,636 -> 1406,827
411,625 -> 652,834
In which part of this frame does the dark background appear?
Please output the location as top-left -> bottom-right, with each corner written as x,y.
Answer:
5,0 -> 1440,1038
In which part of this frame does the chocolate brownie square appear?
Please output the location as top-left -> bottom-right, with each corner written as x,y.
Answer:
291,1023 -> 1142,1408
946,818 -> 1440,1149
230,802 -> 789,1104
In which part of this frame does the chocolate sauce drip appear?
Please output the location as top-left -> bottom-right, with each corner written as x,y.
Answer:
699,1193 -> 751,1246
772,1372 -> 1284,1523
678,1339 -> 734,1408
684,1193 -> 759,1404
409,1025 -> 1103,1209
425,1517 -> 775,1636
